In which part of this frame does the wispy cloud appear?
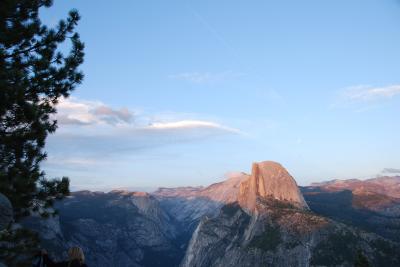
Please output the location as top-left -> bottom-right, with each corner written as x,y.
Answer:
382,168 -> 400,174
168,71 -> 243,84
46,97 -> 241,162
342,85 -> 400,102
331,84 -> 400,111
56,97 -> 134,126
55,97 -> 239,133
147,120 -> 241,133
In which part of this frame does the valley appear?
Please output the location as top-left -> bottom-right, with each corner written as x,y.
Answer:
29,161 -> 400,267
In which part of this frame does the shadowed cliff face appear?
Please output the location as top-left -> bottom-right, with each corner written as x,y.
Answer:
154,162 -> 310,222
25,191 -> 185,267
181,162 -> 400,267
307,176 -> 400,218
154,172 -> 248,224
302,178 -> 400,243
238,161 -> 309,212
27,162 -> 400,267
181,198 -> 400,267
310,176 -> 400,199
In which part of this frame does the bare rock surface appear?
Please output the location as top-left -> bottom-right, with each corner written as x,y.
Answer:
182,199 -> 400,267
25,191 -> 183,267
27,161 -> 400,267
238,161 -> 308,212
181,162 -> 400,267
310,176 -> 400,198
154,172 -> 248,224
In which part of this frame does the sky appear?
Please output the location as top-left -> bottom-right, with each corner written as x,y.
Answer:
40,0 -> 400,191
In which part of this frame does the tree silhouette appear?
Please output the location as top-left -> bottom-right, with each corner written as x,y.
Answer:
0,0 -> 84,265
354,250 -> 371,267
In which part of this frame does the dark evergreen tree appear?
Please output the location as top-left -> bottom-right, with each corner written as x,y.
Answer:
0,0 -> 84,265
354,250 -> 371,267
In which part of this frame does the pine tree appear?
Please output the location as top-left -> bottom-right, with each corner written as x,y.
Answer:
354,250 -> 371,267
0,0 -> 84,265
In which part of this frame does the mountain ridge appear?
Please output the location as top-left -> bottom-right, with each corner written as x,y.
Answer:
180,162 -> 400,267
27,161 -> 400,267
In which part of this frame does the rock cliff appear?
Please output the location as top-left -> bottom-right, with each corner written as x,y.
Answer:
238,161 -> 308,212
181,162 -> 400,267
303,176 -> 400,243
28,161 -> 400,267
181,199 -> 400,267
25,191 -> 183,267
154,172 -> 248,224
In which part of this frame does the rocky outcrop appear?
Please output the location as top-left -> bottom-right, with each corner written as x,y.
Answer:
302,177 -> 400,243
27,191 -> 183,267
310,176 -> 400,198
0,193 -> 12,230
181,196 -> 400,267
181,162 -> 400,267
151,172 -> 250,262
154,172 -> 248,224
154,161 -> 310,223
238,161 -> 308,212
306,175 -> 400,220
30,161 -> 400,267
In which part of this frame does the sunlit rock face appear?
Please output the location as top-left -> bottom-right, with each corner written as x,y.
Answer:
238,161 -> 308,212
310,175 -> 400,200
26,161 -> 400,267
181,162 -> 400,267
302,175 -> 400,243
154,172 -> 248,224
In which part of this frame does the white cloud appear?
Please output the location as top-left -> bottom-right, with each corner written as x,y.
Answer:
47,97 -> 241,160
146,120 -> 241,133
168,71 -> 243,83
54,98 -> 240,133
55,97 -> 135,126
343,85 -> 400,101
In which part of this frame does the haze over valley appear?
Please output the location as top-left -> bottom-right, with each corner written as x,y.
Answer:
26,161 -> 400,267
1,1 -> 400,266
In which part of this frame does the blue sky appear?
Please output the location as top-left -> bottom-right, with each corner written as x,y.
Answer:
40,0 -> 400,191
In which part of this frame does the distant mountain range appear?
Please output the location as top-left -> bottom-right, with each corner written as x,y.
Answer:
302,175 -> 400,244
26,161 -> 400,266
